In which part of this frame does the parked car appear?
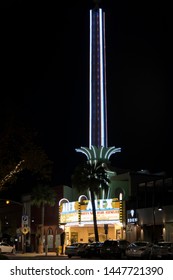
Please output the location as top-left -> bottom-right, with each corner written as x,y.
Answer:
84,242 -> 103,258
0,242 -> 15,254
125,241 -> 153,259
150,241 -> 173,259
77,243 -> 89,258
65,243 -> 85,258
100,239 -> 130,259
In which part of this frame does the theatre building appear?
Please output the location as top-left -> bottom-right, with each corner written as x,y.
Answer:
5,170 -> 170,252
57,168 -> 131,246
59,196 -> 125,244
58,170 -> 172,246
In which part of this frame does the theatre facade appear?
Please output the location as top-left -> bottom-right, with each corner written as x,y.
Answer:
59,196 -> 125,244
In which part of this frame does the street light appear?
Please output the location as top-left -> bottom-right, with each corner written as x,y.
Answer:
0,198 -> 24,209
4,199 -> 25,209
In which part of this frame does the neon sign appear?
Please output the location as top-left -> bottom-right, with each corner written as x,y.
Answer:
59,198 -> 121,224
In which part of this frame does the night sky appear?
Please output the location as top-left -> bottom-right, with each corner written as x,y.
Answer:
1,0 -> 172,187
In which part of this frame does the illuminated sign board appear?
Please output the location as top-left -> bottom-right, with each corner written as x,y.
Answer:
60,201 -> 79,224
127,209 -> 138,224
59,198 -> 120,225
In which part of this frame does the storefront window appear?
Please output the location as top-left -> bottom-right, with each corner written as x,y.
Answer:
71,232 -> 78,243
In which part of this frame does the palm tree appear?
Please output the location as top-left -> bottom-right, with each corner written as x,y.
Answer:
31,185 -> 56,253
71,160 -> 110,242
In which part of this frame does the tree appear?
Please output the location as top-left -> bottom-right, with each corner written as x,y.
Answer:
71,160 -> 110,242
0,117 -> 53,198
31,185 -> 56,253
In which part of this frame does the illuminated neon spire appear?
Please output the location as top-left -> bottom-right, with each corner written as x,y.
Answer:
89,6 -> 107,147
76,4 -> 121,162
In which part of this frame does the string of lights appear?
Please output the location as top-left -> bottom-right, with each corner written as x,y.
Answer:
0,160 -> 25,190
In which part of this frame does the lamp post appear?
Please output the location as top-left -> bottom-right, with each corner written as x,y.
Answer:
152,206 -> 163,243
152,207 -> 156,243
5,199 -> 25,211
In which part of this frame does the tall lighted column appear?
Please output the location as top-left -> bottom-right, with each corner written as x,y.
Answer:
89,7 -> 107,148
76,4 -> 121,163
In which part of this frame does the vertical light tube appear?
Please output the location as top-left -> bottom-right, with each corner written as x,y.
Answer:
99,8 -> 105,147
89,8 -> 108,148
89,10 -> 92,148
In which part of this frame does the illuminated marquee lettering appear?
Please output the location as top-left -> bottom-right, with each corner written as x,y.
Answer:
61,198 -> 119,213
62,201 -> 76,212
60,198 -> 121,224
86,199 -> 116,211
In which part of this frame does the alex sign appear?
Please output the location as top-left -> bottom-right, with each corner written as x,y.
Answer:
61,198 -> 119,213
59,198 -> 120,224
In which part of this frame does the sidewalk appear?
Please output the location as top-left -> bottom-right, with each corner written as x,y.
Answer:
11,251 -> 67,258
16,252 -> 55,256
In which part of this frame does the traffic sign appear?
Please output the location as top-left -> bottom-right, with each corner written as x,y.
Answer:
22,215 -> 28,226
21,226 -> 30,235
